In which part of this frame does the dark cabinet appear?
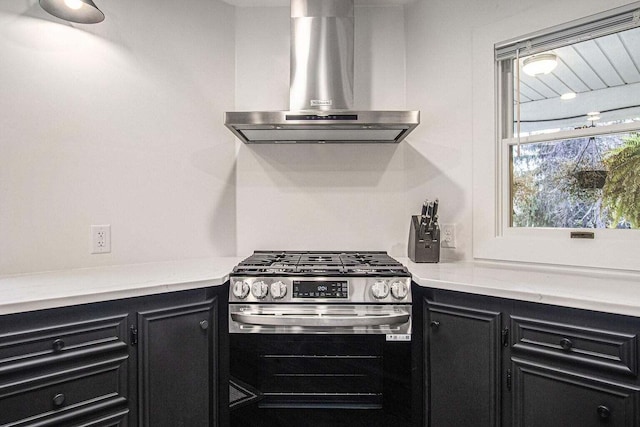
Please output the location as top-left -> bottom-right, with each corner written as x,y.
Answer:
510,302 -> 640,427
0,309 -> 131,427
419,288 -> 640,427
0,286 -> 223,427
137,300 -> 216,427
425,299 -> 502,427
512,359 -> 640,427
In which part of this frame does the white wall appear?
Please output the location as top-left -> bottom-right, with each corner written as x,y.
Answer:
232,1 -> 553,260
232,0 -> 638,263
4,0 -> 632,275
0,0 -> 236,275
404,0 -> 554,262
234,5 -> 415,257
404,0 -> 637,262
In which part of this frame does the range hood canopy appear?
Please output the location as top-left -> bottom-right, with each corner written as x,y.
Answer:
225,0 -> 420,144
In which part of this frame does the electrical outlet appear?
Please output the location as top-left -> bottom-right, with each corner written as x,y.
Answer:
91,225 -> 111,254
441,223 -> 457,248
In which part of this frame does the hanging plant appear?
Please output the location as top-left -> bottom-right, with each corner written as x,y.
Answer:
571,136 -> 607,189
573,169 -> 607,189
602,133 -> 640,228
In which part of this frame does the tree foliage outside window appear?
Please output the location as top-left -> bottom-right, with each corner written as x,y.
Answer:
512,133 -> 638,229
603,133 -> 640,228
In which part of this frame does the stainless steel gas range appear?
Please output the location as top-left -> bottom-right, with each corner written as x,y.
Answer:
226,251 -> 415,427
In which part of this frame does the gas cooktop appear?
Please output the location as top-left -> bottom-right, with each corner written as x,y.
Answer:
230,251 -> 411,305
232,251 -> 410,277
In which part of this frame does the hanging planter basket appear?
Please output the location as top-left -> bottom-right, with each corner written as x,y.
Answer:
573,169 -> 607,189
570,136 -> 608,189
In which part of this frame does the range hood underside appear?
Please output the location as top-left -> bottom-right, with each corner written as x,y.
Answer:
225,110 -> 420,144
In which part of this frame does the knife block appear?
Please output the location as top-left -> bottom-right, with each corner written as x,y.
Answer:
408,216 -> 440,263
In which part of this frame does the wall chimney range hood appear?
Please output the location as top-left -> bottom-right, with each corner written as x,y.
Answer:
224,0 -> 420,144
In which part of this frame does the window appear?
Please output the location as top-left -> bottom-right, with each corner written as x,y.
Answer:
498,23 -> 640,231
472,2 -> 640,271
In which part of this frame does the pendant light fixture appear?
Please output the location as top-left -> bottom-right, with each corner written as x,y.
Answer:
522,53 -> 558,76
39,0 -> 105,24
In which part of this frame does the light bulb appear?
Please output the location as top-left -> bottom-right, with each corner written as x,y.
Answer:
64,0 -> 83,10
522,54 -> 558,77
560,92 -> 576,100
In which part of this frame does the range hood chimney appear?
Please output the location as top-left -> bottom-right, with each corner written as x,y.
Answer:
224,0 -> 419,144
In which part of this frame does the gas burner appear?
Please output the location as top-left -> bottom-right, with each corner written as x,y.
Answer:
298,253 -> 343,265
340,252 -> 399,266
303,256 -> 334,262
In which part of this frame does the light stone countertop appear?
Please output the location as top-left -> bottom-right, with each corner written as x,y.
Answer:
0,257 -> 244,315
1,257 -> 639,317
402,259 -> 640,317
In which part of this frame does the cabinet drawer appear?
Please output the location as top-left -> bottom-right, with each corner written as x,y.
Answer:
511,315 -> 638,376
73,408 -> 129,427
0,314 -> 129,372
512,358 -> 640,427
0,355 -> 128,426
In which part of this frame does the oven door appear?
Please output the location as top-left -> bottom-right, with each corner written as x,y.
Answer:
228,305 -> 412,426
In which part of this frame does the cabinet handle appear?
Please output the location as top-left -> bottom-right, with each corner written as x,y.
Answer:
199,320 -> 209,330
52,393 -> 65,407
52,339 -> 65,352
430,320 -> 440,330
596,405 -> 611,419
501,328 -> 510,347
560,338 -> 573,351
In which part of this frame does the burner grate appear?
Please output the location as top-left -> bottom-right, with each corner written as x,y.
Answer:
232,251 -> 409,277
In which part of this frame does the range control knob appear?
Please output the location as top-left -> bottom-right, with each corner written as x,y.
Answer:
251,281 -> 269,299
232,280 -> 250,299
390,281 -> 409,300
270,281 -> 287,299
371,280 -> 390,299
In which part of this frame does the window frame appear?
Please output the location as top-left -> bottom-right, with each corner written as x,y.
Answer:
472,0 -> 640,272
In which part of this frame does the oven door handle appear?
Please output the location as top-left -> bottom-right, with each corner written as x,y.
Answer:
230,312 -> 410,327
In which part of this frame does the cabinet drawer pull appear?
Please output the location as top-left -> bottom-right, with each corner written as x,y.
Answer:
560,338 -> 573,351
199,320 -> 209,330
52,339 -> 65,352
52,393 -> 65,407
597,405 -> 611,419
430,320 -> 440,330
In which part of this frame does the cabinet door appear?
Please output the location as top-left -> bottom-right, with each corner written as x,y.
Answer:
512,358 -> 640,427
137,299 -> 216,427
425,299 -> 502,427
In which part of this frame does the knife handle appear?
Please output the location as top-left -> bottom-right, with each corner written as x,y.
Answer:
421,200 -> 429,217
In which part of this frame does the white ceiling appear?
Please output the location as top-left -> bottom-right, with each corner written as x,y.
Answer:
518,26 -> 640,132
519,27 -> 640,102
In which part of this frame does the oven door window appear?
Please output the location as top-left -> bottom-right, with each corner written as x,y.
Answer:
229,334 -> 411,426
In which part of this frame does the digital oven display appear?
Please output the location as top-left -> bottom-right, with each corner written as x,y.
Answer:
292,280 -> 348,299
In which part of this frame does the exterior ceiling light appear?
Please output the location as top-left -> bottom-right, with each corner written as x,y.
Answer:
39,0 -> 105,24
522,53 -> 558,76
560,92 -> 576,100
587,112 -> 601,121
